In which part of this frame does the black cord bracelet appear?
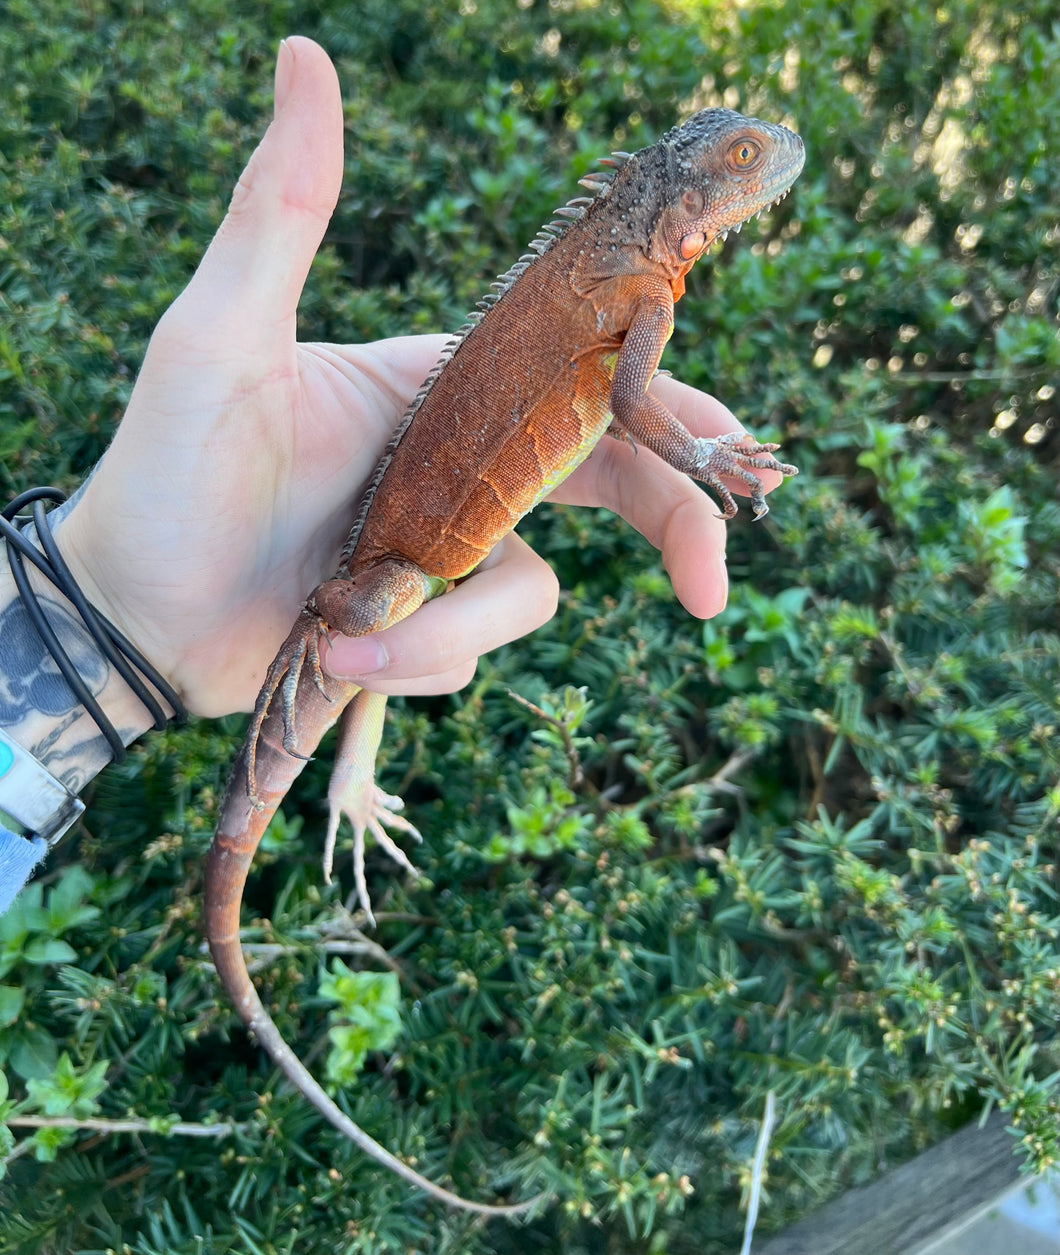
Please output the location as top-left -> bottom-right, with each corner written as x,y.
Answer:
1,487 -> 188,762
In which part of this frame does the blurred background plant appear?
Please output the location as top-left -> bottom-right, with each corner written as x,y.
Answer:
0,1 -> 1056,1251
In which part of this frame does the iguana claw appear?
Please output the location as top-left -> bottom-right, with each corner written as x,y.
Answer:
241,614 -> 333,801
691,431 -> 799,519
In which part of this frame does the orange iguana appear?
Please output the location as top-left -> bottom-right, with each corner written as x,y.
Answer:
205,107 -> 805,1214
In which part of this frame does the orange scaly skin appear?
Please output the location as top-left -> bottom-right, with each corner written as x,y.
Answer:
205,108 -> 805,1213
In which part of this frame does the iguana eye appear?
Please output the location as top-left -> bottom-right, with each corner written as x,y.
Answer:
729,139 -> 761,168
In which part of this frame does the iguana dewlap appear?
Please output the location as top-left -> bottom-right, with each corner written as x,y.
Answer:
204,107 -> 805,1213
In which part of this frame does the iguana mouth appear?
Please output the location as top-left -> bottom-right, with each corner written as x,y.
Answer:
717,186 -> 797,242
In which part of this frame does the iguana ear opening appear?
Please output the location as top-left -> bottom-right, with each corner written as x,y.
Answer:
681,188 -> 706,217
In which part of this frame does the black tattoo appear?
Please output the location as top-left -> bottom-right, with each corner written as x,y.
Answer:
35,731 -> 116,794
0,597 -> 108,726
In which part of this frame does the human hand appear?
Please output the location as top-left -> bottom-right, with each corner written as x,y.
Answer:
56,37 -> 783,720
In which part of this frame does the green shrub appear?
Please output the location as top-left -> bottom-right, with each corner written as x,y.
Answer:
1,0 -> 1056,1252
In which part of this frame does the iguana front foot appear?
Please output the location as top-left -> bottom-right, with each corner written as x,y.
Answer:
324,688 -> 422,923
691,431 -> 798,519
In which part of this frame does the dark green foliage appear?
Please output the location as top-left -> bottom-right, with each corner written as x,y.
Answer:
1,0 -> 1057,1251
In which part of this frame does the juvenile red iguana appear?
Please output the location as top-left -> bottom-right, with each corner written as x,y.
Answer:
205,107 -> 805,1214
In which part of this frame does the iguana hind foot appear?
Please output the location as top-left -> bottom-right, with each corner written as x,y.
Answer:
323,689 -> 422,923
246,612 -> 333,802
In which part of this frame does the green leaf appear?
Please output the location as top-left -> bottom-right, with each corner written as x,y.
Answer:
0,882 -> 42,945
22,938 -> 78,966
25,1052 -> 108,1117
45,866 -> 94,920
30,1125 -> 75,1163
0,1123 -> 14,1178
319,964 -> 402,1086
4,1024 -> 57,1081
0,987 -> 25,1028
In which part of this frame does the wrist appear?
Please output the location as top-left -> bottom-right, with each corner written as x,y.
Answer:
0,548 -> 153,791
0,492 -> 182,794
54,484 -> 232,719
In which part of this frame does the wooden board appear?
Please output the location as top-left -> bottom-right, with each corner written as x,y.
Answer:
757,1112 -> 1024,1255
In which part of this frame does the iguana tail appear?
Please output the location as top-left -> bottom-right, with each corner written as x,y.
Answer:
204,615 -> 539,1216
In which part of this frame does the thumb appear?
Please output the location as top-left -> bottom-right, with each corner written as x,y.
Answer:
179,37 -> 344,335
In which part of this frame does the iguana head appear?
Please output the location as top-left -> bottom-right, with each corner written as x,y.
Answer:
648,108 -> 805,266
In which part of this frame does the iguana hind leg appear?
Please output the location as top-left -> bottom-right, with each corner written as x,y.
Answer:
324,688 -> 422,922
242,610 -> 339,805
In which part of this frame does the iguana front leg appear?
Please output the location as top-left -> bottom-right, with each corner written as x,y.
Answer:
609,286 -> 798,518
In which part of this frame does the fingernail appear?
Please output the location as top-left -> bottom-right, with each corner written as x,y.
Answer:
324,636 -> 389,679
274,39 -> 295,117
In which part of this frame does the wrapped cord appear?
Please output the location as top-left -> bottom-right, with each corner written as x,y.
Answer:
1,487 -> 187,761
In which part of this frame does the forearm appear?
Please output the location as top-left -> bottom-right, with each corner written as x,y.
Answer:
0,524 -> 161,794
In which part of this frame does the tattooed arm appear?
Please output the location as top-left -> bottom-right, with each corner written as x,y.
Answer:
0,526 -> 160,794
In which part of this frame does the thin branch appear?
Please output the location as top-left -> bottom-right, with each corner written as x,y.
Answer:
198,929 -> 405,979
707,746 -> 759,790
740,1090 -> 778,1255
6,1115 -> 243,1139
886,367 -> 1043,385
241,938 -> 383,972
1,1138 -> 34,1168
507,688 -> 585,788
679,747 -> 760,811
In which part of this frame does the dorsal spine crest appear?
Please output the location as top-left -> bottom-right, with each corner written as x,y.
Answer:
341,143 -> 640,563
